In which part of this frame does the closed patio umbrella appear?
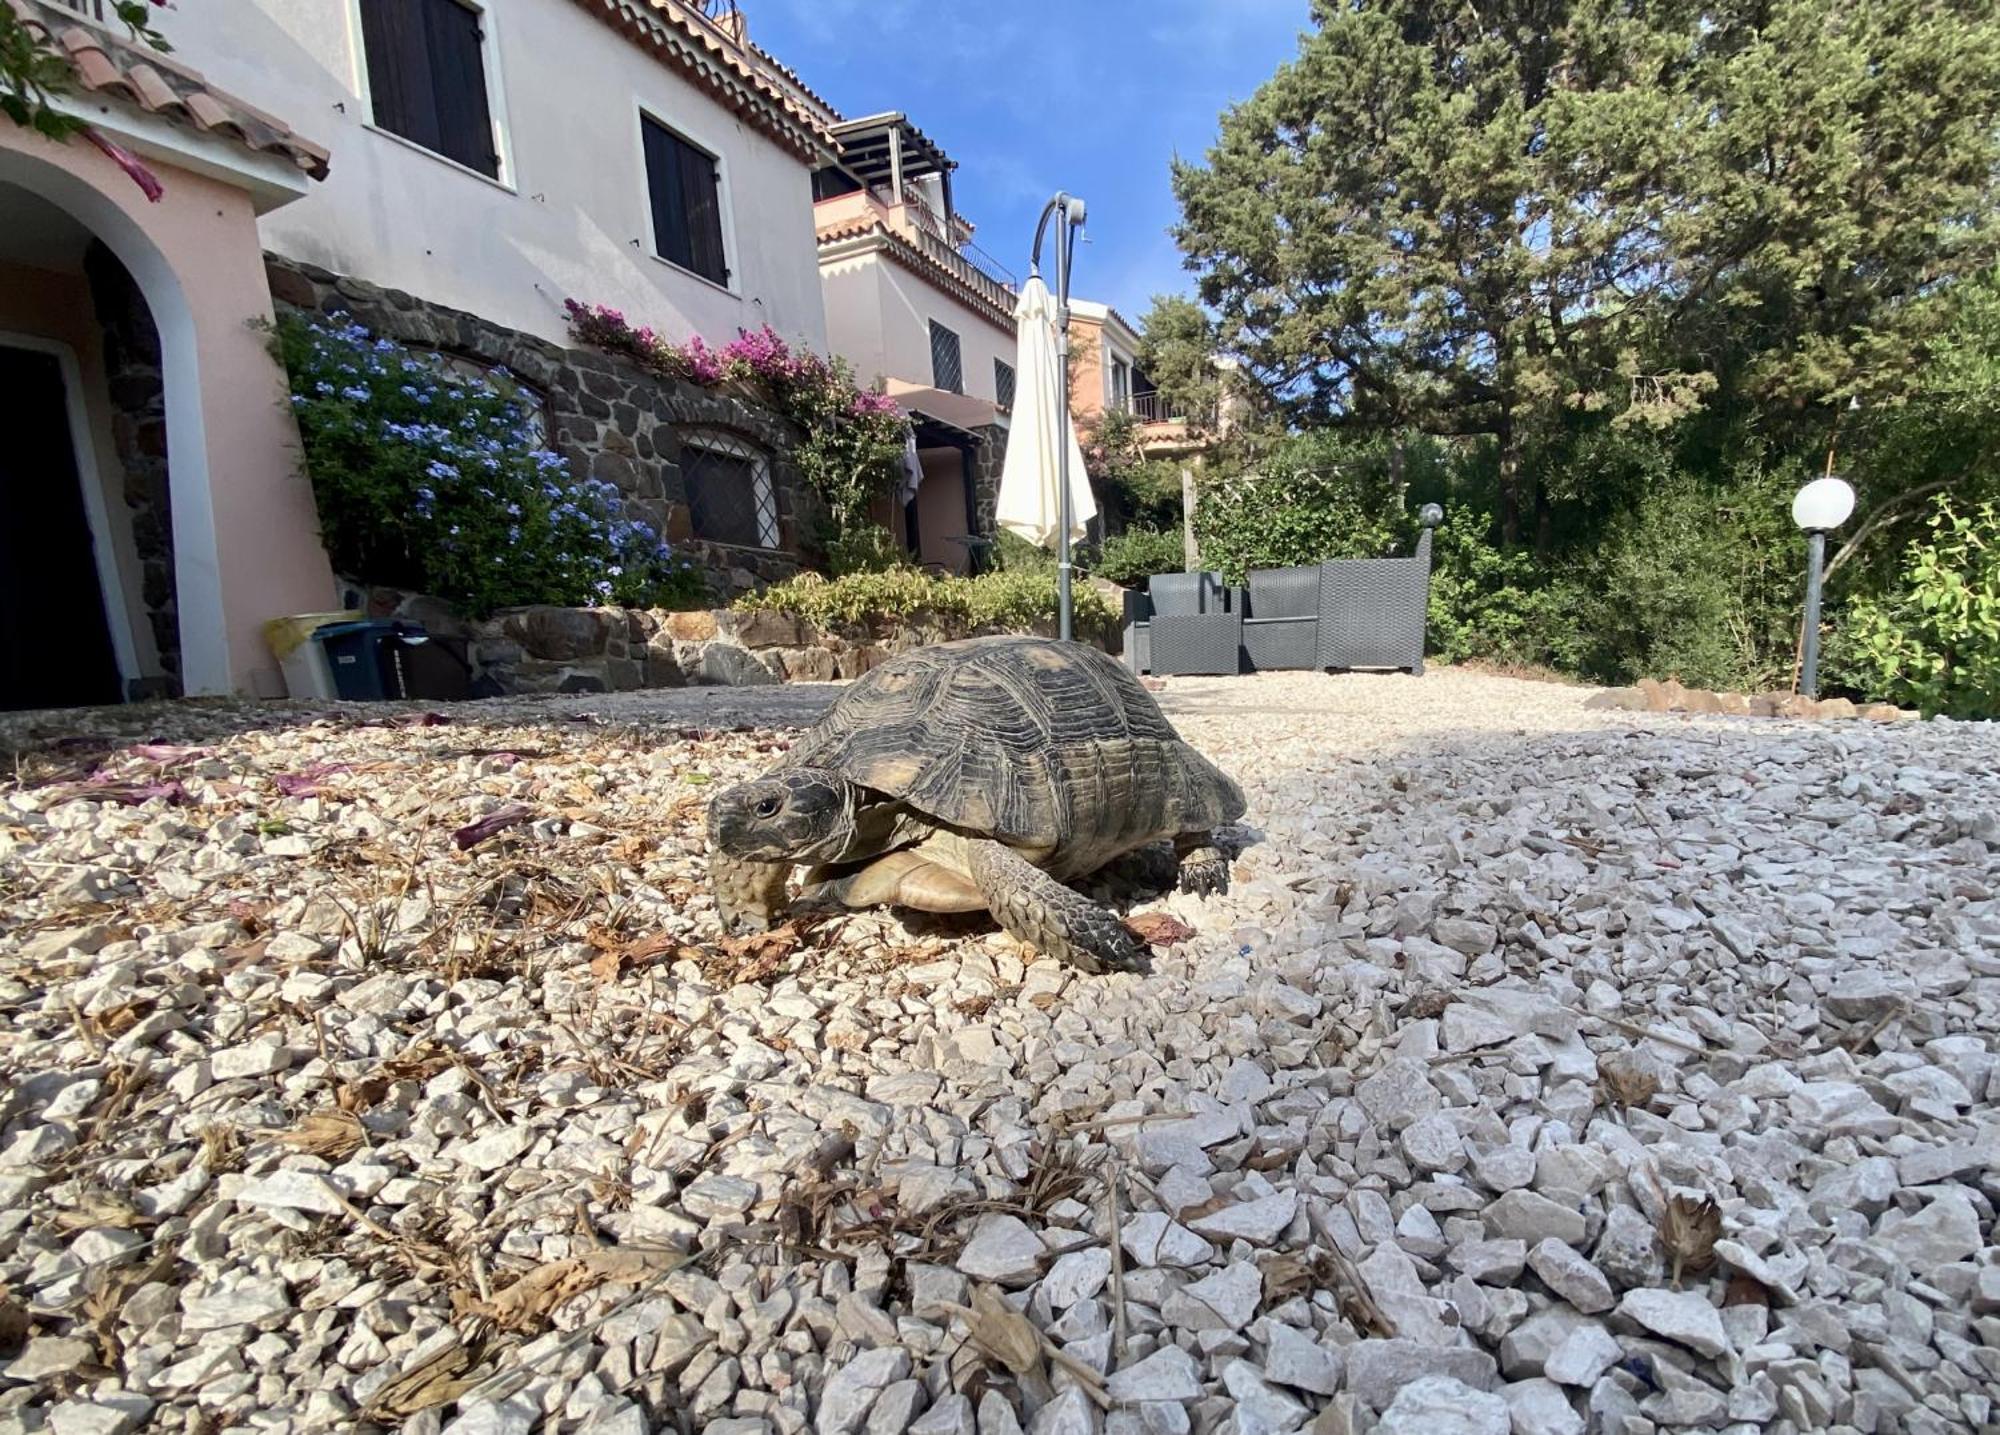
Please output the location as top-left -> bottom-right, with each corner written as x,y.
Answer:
995,274 -> 1095,556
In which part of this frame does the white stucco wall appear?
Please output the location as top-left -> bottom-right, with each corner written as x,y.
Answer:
819,249 -> 1014,401
165,0 -> 828,352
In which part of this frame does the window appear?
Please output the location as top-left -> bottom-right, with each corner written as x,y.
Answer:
1110,357 -> 1132,413
643,116 -> 729,286
930,321 -> 963,395
994,359 -> 1016,412
358,0 -> 500,178
682,432 -> 777,549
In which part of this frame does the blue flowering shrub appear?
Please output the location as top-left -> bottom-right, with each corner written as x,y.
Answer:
276,314 -> 707,615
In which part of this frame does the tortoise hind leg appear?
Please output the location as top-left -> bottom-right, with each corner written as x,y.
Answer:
964,839 -> 1142,974
1174,833 -> 1231,897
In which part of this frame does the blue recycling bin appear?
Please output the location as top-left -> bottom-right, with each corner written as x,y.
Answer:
313,620 -> 430,700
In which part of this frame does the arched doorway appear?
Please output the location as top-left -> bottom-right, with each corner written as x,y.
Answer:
0,116 -> 337,702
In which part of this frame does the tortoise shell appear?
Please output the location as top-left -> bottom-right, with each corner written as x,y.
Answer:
781,635 -> 1245,875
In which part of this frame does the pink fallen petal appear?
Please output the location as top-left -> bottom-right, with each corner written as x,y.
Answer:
274,763 -> 350,796
82,128 -> 164,202
452,804 -> 533,851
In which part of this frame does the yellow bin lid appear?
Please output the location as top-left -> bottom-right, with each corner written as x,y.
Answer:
264,611 -> 364,660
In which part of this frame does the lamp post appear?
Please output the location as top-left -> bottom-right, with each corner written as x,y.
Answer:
1031,192 -> 1087,640
1791,476 -> 1856,699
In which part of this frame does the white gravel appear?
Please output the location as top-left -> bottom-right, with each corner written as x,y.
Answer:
1,666 -> 1996,1435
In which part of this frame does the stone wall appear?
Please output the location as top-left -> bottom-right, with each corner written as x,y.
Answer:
265,256 -> 812,598
348,580 -> 1111,696
970,421 -> 1008,544
463,604 -> 1112,695
85,240 -> 178,691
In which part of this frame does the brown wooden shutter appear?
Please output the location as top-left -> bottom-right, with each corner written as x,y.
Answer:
644,117 -> 728,286
424,0 -> 498,177
359,0 -> 497,178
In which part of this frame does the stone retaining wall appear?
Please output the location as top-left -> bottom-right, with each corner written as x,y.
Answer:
268,256 -> 813,599
350,583 -> 1109,696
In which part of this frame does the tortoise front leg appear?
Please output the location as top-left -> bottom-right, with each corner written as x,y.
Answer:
711,851 -> 790,934
1174,832 -> 1231,897
964,839 -> 1142,974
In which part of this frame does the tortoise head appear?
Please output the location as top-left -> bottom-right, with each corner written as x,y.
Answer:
707,767 -> 862,864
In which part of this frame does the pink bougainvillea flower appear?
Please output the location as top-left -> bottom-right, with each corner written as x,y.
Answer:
452,803 -> 533,850
82,127 -> 164,202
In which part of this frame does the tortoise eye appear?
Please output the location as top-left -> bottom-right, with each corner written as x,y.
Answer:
754,796 -> 782,819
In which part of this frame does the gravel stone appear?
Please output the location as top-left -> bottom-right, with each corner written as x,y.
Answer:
3,669 -> 1994,1435
1616,1289 -> 1732,1359
1374,1376 -> 1510,1435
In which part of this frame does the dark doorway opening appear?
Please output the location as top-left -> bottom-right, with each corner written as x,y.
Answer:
0,346 -> 122,710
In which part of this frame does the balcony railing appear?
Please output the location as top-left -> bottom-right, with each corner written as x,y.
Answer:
1126,391 -> 1216,427
50,0 -> 109,21
909,226 -> 1016,318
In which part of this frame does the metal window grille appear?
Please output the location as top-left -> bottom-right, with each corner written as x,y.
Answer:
683,431 -> 779,549
930,321 -> 963,394
411,349 -> 549,447
994,359 -> 1016,411
50,0 -> 107,21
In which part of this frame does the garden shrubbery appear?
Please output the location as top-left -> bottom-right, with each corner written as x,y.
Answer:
276,313 -> 706,615
738,567 -> 1115,643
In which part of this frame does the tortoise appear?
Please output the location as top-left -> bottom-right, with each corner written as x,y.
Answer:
706,635 -> 1246,971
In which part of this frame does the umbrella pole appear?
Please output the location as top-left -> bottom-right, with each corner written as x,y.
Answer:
1054,208 -> 1073,642
1034,193 -> 1087,642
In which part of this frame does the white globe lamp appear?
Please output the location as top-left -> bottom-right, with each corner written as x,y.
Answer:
1792,476 -> 1856,699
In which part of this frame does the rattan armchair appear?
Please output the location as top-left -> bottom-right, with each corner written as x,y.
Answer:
1315,505 -> 1442,675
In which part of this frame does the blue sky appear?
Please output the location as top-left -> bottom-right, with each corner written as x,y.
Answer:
750,0 -> 1310,326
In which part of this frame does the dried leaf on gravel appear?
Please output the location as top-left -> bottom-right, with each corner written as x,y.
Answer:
585,931 -> 686,983
51,1191 -> 151,1232
1661,1193 -> 1722,1289
1123,912 -> 1196,946
452,805 -> 534,851
362,1333 -> 485,1418
1403,990 -> 1456,1020
276,1109 -> 366,1160
458,1246 -> 686,1333
1598,1055 -> 1661,1110
950,1283 -> 1045,1376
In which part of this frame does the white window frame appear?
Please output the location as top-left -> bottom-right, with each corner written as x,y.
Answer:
635,104 -> 742,297
683,430 -> 778,549
343,0 -> 519,192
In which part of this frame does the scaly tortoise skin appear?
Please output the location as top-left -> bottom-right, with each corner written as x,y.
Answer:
706,635 -> 1246,971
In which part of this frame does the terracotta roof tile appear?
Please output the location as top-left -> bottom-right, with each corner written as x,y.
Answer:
566,0 -> 836,162
14,0 -> 329,181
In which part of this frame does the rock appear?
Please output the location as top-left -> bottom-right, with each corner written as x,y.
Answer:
957,1215 -> 1045,1286
1027,1388 -> 1094,1435
231,1169 -> 349,1217
1591,1205 -> 1663,1289
180,1279 -> 290,1331
1400,1112 -> 1468,1173
45,1397 -> 155,1435
5,1336 -> 96,1381
1042,1247 -> 1112,1308
681,1173 -> 760,1220
502,606 -> 609,660
1344,1341 -> 1499,1409
1355,1060 -> 1441,1132
1120,1213 -> 1216,1268
1877,1189 -> 1984,1267
1374,1376 -> 1510,1435
1262,1322 -> 1341,1394
1481,1190 -> 1587,1246
1162,1260 -> 1262,1331
1106,1345 -> 1204,1403
1616,1289 -> 1731,1359
817,1348 -> 914,1435
1526,1240 -> 1613,1314
1441,1004 -> 1516,1052
1186,1192 -> 1296,1245
1502,1378 -> 1583,1435
1541,1324 -> 1621,1387
1498,1308 -> 1594,1379
1825,969 -> 1916,1021
456,1124 -> 536,1171
912,1396 -> 976,1435
1220,1360 -> 1308,1435
1432,918 -> 1498,957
